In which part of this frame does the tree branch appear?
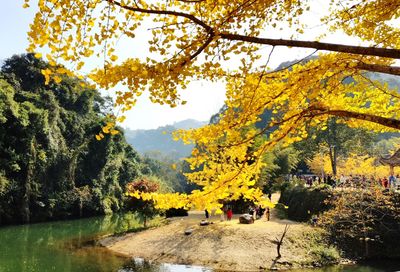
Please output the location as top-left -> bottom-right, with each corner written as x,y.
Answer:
110,0 -> 212,32
185,33 -> 215,63
219,33 -> 400,59
356,62 -> 400,76
305,106 -> 400,130
109,1 -> 400,71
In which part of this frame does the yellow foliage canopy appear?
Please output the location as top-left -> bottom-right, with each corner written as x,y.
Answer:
307,153 -> 391,179
25,0 -> 400,210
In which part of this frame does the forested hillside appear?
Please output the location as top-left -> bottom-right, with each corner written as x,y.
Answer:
0,54 -> 163,225
125,119 -> 206,160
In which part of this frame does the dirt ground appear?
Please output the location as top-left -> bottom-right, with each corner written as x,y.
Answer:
101,202 -> 326,271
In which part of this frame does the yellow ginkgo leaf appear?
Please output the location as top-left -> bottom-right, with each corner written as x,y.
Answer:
53,75 -> 62,84
117,116 -> 126,123
102,126 -> 110,134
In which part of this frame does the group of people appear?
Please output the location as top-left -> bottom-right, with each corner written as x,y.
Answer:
379,174 -> 399,189
338,174 -> 400,190
303,174 -> 336,187
300,173 -> 400,190
205,206 -> 234,221
204,204 -> 270,221
248,205 -> 270,221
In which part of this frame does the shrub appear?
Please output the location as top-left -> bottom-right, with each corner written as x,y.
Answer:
319,187 -> 400,258
309,245 -> 341,265
125,178 -> 160,227
279,186 -> 332,221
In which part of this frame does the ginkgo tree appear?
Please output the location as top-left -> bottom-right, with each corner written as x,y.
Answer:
25,0 -> 400,212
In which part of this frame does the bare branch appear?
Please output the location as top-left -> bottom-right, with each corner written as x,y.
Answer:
274,224 -> 290,259
220,33 -> 400,59
304,106 -> 400,130
356,62 -> 400,76
109,0 -> 400,62
184,33 -> 215,64
109,0 -> 213,32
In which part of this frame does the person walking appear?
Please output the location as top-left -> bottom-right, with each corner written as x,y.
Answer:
227,208 -> 233,221
382,177 -> 389,188
389,174 -> 396,189
265,208 -> 270,221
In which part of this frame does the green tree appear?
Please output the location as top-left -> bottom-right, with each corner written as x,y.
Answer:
294,118 -> 376,176
0,54 -> 170,224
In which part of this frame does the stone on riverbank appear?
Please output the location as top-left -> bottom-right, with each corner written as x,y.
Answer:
239,214 -> 254,224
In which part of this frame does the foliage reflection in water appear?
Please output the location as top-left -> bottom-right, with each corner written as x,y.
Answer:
0,213 -> 147,272
0,214 -> 399,272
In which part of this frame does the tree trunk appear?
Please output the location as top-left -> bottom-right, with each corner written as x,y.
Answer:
22,138 -> 37,224
390,165 -> 394,176
328,141 -> 338,177
333,148 -> 337,176
68,139 -> 89,190
329,146 -> 337,177
79,197 -> 83,218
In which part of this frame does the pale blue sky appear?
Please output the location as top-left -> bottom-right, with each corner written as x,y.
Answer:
0,1 -> 34,60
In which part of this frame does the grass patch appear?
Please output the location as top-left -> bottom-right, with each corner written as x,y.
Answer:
289,227 -> 341,267
309,245 -> 341,265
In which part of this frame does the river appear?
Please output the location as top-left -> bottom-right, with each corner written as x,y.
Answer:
0,214 -> 398,272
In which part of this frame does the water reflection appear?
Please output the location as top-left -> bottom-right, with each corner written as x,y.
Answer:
119,258 -> 212,272
0,214 -> 399,272
0,214 -> 143,272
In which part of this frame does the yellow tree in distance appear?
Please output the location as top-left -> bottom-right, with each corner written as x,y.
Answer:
25,0 -> 400,212
307,153 -> 389,179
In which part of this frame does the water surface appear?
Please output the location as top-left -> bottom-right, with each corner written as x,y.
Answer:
0,214 -> 399,272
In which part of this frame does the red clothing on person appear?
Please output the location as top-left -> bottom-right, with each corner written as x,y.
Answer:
227,209 -> 233,220
382,178 -> 389,188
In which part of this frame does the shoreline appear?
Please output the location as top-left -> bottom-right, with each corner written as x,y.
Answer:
100,211 -> 342,271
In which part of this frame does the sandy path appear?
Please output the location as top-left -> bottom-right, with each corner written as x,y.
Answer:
102,207 -> 318,271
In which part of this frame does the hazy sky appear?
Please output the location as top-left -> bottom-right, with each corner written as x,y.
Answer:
0,0 -> 345,129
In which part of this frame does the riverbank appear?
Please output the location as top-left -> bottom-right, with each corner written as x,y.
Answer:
101,210 -> 341,270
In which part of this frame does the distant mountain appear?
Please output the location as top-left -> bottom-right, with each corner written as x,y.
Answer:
124,119 -> 207,160
172,119 -> 207,130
